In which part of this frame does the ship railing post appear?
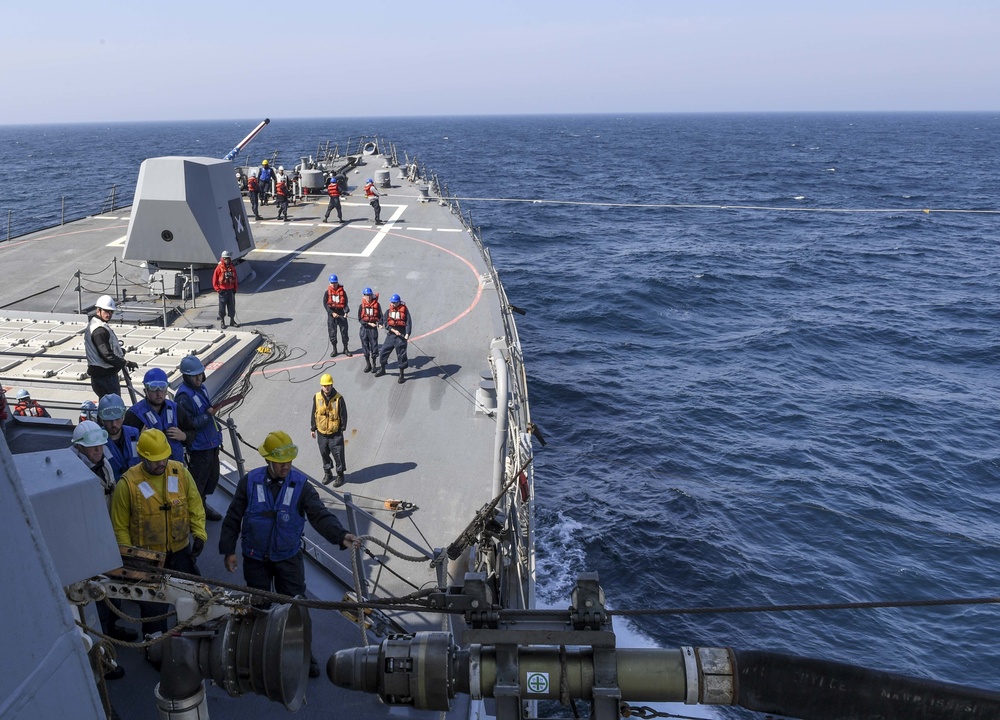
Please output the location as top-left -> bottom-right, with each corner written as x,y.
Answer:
225,418 -> 247,480
161,277 -> 167,328
342,493 -> 370,600
188,265 -> 197,307
76,270 -> 83,314
113,257 -> 120,304
61,196 -> 65,226
6,209 -> 10,242
111,184 -> 117,212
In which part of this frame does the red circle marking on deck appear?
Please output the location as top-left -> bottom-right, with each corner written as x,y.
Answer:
254,227 -> 484,375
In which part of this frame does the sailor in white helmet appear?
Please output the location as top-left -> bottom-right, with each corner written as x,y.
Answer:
84,295 -> 138,399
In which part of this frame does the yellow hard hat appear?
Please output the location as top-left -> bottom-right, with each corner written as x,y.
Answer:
258,431 -> 298,462
262,159 -> 269,165
320,373 -> 333,386
137,429 -> 171,462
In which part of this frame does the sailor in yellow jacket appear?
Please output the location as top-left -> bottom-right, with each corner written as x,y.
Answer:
111,428 -> 207,635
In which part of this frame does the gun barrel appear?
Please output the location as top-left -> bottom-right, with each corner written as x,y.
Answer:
224,118 -> 270,161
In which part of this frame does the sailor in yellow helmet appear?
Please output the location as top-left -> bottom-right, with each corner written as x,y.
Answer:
111,428 -> 207,635
218,430 -> 358,679
310,373 -> 348,486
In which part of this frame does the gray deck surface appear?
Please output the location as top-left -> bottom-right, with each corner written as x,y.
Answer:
0,154 -> 505,719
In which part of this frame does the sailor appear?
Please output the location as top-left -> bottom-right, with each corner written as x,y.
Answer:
175,355 -> 224,521
12,389 -> 51,417
274,170 -> 291,221
310,374 -> 348,486
212,250 -> 239,328
364,178 -> 383,225
97,393 -> 140,481
111,429 -> 206,635
357,287 -> 383,373
322,174 -> 344,223
71,420 -> 139,655
124,368 -> 187,463
79,400 -> 98,423
375,294 -> 412,384
247,168 -> 262,220
323,274 -> 351,357
84,294 -> 139,398
258,158 -> 273,204
218,431 -> 358,678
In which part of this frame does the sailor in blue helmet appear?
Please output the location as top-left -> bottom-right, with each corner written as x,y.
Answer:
374,293 -> 412,383
218,431 -> 359,679
357,287 -> 383,373
124,367 -> 187,463
98,393 -> 140,482
363,178 -> 383,225
175,355 -> 224,521
322,274 -> 352,357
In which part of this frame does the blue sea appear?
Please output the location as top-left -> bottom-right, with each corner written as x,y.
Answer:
3,113 -> 1000,703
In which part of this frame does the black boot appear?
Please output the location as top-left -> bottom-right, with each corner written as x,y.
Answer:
363,356 -> 372,373
374,365 -> 385,377
322,470 -> 333,485
344,345 -> 353,357
330,344 -> 338,357
398,368 -> 405,384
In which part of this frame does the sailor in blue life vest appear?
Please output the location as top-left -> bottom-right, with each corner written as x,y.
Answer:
218,431 -> 359,679
323,274 -> 351,357
322,174 -> 345,223
374,294 -> 412,384
257,159 -> 273,204
124,367 -> 187,463
97,394 -> 140,482
357,287 -> 383,373
175,355 -> 224,521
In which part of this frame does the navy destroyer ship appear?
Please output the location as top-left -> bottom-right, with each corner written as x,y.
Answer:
4,121 -> 1000,720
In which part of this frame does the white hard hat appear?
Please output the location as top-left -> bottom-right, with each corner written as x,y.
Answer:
71,420 -> 108,448
278,166 -> 284,172
15,388 -> 30,400
95,295 -> 117,312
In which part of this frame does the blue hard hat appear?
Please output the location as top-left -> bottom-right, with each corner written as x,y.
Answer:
363,287 -> 373,296
180,355 -> 205,376
329,274 -> 338,283
143,367 -> 168,385
98,393 -> 126,421
366,178 -> 373,184
390,294 -> 401,303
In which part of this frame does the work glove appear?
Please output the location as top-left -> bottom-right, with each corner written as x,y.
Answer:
125,361 -> 139,372
191,537 -> 204,557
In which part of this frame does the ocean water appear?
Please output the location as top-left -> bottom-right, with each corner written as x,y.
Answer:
4,113 -> 1000,705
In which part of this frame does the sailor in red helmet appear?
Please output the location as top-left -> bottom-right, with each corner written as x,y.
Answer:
213,250 -> 239,328
374,294 -> 412,383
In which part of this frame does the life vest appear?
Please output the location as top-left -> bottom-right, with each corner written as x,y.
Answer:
84,315 -> 124,370
326,285 -> 347,311
241,467 -> 307,562
387,303 -> 409,329
364,182 -> 377,199
174,382 -> 223,451
276,180 -> 289,198
247,176 -> 259,192
359,296 -> 381,324
327,180 -> 340,197
13,400 -> 48,417
130,398 -> 186,463
106,425 -> 141,481
213,261 -> 238,291
314,390 -> 343,435
119,459 -> 194,553
259,166 -> 272,183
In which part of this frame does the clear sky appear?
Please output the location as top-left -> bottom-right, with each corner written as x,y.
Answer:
3,1 -> 998,124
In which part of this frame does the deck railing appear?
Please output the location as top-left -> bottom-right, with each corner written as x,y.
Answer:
3,184 -> 135,243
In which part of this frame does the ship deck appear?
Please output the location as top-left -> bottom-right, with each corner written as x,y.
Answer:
0,153 -> 510,718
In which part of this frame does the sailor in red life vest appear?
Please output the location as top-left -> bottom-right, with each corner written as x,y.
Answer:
12,388 -> 51,417
357,287 -> 382,373
364,178 -> 383,225
322,274 -> 352,357
246,170 -> 261,220
374,294 -> 412,383
322,175 -> 345,223
212,250 -> 239,329
274,169 -> 291,221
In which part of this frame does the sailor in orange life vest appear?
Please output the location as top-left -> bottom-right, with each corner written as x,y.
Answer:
322,174 -> 345,223
357,287 -> 383,373
217,431 -> 359,679
322,274 -> 352,357
310,374 -> 348,486
374,294 -> 412,383
246,169 -> 262,220
12,388 -> 51,417
364,178 -> 383,225
274,167 -> 291,221
212,250 -> 239,329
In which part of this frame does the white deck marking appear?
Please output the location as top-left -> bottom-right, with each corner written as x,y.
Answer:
106,235 -> 127,247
